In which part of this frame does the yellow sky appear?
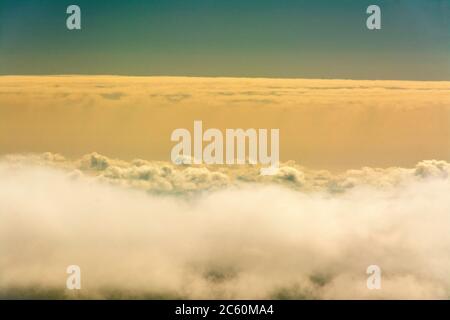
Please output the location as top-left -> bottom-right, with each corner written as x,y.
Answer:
0,76 -> 449,170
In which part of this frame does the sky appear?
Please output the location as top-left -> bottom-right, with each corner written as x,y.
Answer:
0,0 -> 449,80
1,1 -> 450,300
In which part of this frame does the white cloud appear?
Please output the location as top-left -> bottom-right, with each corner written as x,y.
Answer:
3,152 -> 450,194
0,155 -> 449,299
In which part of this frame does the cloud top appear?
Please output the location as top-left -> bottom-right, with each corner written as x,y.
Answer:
3,152 -> 449,195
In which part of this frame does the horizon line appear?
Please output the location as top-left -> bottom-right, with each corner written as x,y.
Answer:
1,74 -> 450,83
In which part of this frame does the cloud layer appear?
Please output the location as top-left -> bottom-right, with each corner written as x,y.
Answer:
1,154 -> 449,299
1,76 -> 449,169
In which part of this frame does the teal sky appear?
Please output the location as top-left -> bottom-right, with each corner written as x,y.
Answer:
0,0 -> 449,80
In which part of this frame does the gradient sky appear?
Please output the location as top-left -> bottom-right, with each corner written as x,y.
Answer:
0,0 -> 449,80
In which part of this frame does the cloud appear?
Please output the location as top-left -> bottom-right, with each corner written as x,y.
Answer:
0,76 -> 449,169
1,76 -> 449,109
3,152 -> 449,195
100,92 -> 126,100
0,154 -> 449,299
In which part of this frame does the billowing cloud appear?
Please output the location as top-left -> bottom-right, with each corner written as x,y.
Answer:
3,152 -> 449,195
0,154 -> 449,299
